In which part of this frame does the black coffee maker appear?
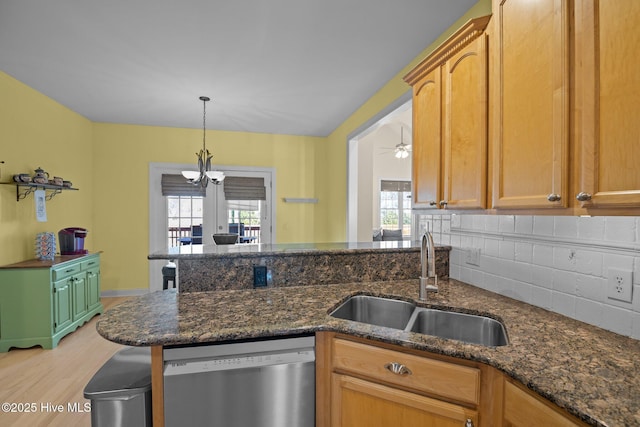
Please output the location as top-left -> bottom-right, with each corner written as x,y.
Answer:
59,227 -> 88,255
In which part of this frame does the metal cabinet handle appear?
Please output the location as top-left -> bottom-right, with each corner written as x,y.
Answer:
576,192 -> 592,201
547,193 -> 561,202
439,200 -> 448,208
384,362 -> 412,376
465,419 -> 474,427
428,200 -> 437,206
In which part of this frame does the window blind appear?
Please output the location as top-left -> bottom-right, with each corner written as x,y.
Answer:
161,174 -> 206,197
223,176 -> 266,200
380,180 -> 411,192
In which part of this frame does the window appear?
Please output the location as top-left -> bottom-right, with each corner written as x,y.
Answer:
227,200 -> 261,244
167,196 -> 203,247
380,180 -> 412,237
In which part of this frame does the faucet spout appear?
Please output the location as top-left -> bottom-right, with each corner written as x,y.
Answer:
419,231 -> 438,301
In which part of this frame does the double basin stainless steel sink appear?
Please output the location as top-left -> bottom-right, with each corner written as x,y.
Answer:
330,295 -> 508,347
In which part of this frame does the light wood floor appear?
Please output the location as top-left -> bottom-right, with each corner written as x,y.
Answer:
0,297 -> 130,427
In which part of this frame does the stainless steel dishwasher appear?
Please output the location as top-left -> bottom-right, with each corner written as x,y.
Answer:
163,335 -> 315,427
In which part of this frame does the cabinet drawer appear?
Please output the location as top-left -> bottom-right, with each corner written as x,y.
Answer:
332,338 -> 480,405
52,263 -> 82,281
81,258 -> 99,271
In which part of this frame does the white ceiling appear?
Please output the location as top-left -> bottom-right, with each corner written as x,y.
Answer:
0,0 -> 476,137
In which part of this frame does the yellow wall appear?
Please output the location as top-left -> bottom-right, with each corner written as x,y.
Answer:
92,123 -> 322,291
317,0 -> 492,241
0,71 -> 94,265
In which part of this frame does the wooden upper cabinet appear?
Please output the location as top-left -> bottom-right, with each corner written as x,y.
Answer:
574,0 -> 640,209
443,35 -> 488,209
405,16 -> 491,210
411,69 -> 442,209
491,0 -> 570,209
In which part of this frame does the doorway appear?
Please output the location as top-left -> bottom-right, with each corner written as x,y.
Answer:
347,94 -> 413,242
148,163 -> 275,291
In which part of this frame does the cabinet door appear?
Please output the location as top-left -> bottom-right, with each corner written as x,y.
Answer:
503,380 -> 586,427
492,0 -> 570,209
412,68 -> 442,209
86,267 -> 101,311
71,273 -> 87,321
574,0 -> 640,208
443,36 -> 488,209
53,279 -> 73,333
331,374 -> 477,427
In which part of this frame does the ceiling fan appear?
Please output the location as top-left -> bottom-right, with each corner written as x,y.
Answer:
380,127 -> 412,159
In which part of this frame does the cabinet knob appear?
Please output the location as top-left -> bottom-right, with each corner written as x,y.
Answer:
439,200 -> 448,208
546,193 -> 561,202
465,419 -> 474,427
576,192 -> 592,202
429,200 -> 437,206
384,362 -> 412,376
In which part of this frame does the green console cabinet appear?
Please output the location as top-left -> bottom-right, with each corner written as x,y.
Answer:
0,253 -> 103,352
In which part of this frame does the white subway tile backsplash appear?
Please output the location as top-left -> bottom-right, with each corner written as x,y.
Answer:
552,247 -> 577,271
552,269 -> 577,294
485,238 -> 500,258
532,244 -> 554,268
530,265 -> 554,289
499,240 -> 515,261
460,215 -> 474,229
575,250 -> 603,277
554,216 -> 578,238
633,313 -> 640,340
531,286 -> 553,310
499,215 -> 515,233
533,216 -> 554,236
515,216 -> 533,234
485,216 -> 499,232
419,214 -> 640,339
601,305 -> 633,336
473,215 -> 486,231
602,254 -> 635,272
577,216 -> 605,240
576,275 -> 606,301
551,291 -> 576,318
604,217 -> 636,243
514,242 -> 533,263
575,298 -> 603,326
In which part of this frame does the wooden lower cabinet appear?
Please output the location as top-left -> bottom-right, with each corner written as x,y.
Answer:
332,374 -> 477,427
503,379 -> 588,427
317,332 -> 588,427
318,333 -> 481,427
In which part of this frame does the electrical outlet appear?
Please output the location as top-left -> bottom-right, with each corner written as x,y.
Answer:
253,266 -> 268,287
607,268 -> 633,303
465,248 -> 480,266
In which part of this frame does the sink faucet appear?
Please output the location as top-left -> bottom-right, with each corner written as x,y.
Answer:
419,231 -> 438,301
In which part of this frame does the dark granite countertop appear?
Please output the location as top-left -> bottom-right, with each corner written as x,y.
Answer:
148,240 -> 426,260
97,279 -> 640,427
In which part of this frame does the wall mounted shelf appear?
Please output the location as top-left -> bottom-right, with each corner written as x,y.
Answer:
283,198 -> 318,204
1,182 -> 79,201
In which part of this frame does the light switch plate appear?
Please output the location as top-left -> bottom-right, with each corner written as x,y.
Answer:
607,268 -> 633,303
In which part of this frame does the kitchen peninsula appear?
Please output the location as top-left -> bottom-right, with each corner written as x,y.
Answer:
149,241 -> 450,292
97,277 -> 640,427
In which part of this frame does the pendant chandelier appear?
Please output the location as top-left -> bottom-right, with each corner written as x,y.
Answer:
181,96 -> 225,187
394,127 -> 412,159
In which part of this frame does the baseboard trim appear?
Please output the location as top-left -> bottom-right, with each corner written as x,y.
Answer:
101,289 -> 149,297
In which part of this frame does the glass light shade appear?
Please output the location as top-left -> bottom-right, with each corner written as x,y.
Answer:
395,149 -> 409,159
206,171 -> 225,182
182,170 -> 200,180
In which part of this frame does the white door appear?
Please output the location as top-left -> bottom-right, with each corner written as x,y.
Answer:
212,170 -> 273,245
149,164 -> 275,291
